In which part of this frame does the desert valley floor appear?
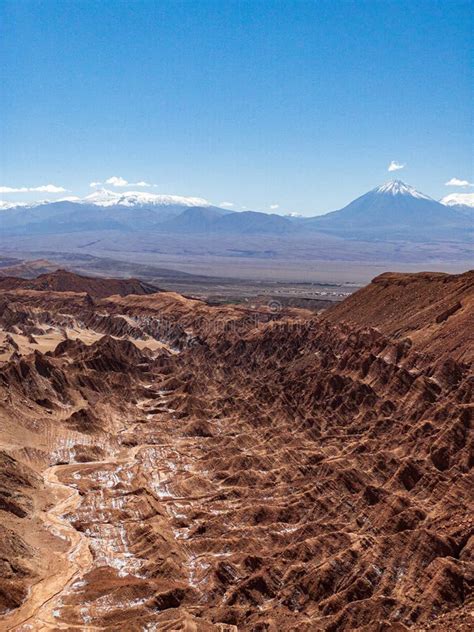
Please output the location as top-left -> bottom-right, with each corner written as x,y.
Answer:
0,269 -> 472,631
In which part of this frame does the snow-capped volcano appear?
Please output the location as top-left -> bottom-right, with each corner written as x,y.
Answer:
374,180 -> 433,200
83,188 -> 211,208
304,179 -> 471,240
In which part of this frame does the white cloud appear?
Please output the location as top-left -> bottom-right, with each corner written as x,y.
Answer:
388,161 -> 405,172
105,176 -> 128,187
220,201 -> 234,208
91,176 -> 153,188
445,177 -> 473,187
34,184 -> 67,193
270,204 -> 279,210
0,184 -> 66,194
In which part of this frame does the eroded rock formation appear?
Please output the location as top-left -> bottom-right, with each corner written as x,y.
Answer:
0,271 -> 472,630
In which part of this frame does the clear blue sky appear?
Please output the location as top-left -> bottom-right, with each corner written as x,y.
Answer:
1,0 -> 472,215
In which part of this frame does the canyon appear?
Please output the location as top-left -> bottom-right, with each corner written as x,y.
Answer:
0,269 -> 472,631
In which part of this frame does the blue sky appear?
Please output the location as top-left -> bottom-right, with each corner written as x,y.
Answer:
1,0 -> 472,215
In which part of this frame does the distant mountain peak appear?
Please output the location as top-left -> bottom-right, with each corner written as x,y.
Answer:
374,180 -> 432,200
0,200 -> 31,210
82,188 -> 211,208
305,178 -> 471,241
440,192 -> 474,208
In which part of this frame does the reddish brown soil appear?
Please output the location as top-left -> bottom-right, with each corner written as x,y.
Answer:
324,270 -> 474,362
0,270 -> 472,631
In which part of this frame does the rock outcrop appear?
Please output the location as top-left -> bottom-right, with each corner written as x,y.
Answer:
0,269 -> 160,298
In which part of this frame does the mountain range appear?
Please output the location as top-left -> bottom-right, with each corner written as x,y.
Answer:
0,180 -> 472,243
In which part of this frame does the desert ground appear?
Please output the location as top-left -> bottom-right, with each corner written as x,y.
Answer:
0,268 -> 472,631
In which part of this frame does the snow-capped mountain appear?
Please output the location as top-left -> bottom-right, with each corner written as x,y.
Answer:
0,189 -> 224,237
0,190 -> 211,211
0,200 -> 30,210
440,193 -> 474,208
0,196 -> 82,210
82,189 -> 211,208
